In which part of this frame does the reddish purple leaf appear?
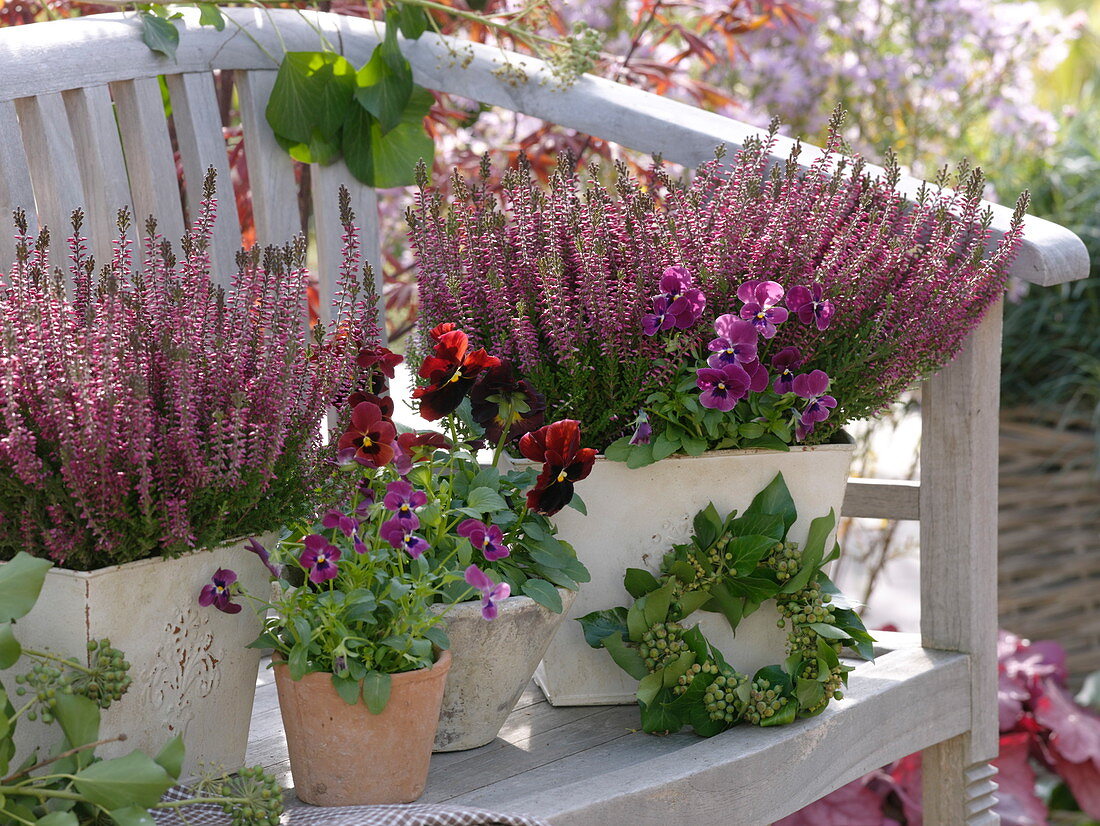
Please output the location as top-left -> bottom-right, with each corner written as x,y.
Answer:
771,778 -> 889,826
993,732 -> 1048,826
1034,680 -> 1100,765
1052,752 -> 1100,818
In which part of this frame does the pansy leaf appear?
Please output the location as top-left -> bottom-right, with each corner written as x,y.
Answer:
652,431 -> 680,461
267,51 -> 357,144
331,674 -> 361,706
0,552 -> 52,621
681,436 -> 707,456
577,607 -> 629,648
73,752 -> 174,810
559,555 -> 591,584
536,566 -> 579,591
465,486 -> 509,514
626,441 -> 655,469
602,437 -> 633,462
423,625 -> 450,650
140,12 -> 179,60
743,473 -> 796,533
362,671 -> 391,714
624,568 -> 661,599
287,643 -> 309,681
602,631 -> 647,680
566,492 -> 588,515
522,578 -> 562,613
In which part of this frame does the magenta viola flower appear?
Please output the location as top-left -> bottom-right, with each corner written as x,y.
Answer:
300,534 -> 342,583
737,280 -> 789,339
707,316 -> 758,367
383,480 -> 427,524
245,537 -> 282,579
642,267 -> 707,334
697,362 -> 751,412
641,295 -> 673,336
464,564 -> 511,620
380,517 -> 430,558
786,284 -> 835,331
629,411 -> 652,446
771,347 -> 804,394
199,568 -> 241,614
457,519 -> 510,562
321,508 -> 358,538
741,359 -> 770,392
792,370 -> 837,439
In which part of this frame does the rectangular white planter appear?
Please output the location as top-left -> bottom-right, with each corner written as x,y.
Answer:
531,442 -> 855,706
7,537 -> 272,775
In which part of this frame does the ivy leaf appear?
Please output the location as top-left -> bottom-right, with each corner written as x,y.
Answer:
275,129 -> 342,166
725,534 -> 776,574
140,12 -> 179,60
623,568 -> 661,599
267,51 -> 357,145
35,813 -> 80,826
354,24 -> 414,134
781,509 -> 836,594
0,623 -> 19,669
639,692 -> 684,734
521,578 -> 562,613
362,671 -> 391,714
636,672 -> 663,707
0,552 -> 52,621
602,631 -> 648,680
53,694 -> 101,768
106,809 -> 156,826
73,752 -> 175,810
153,735 -> 185,778
795,677 -> 826,710
691,503 -> 722,549
396,3 -> 429,38
641,580 -> 677,626
577,607 -> 629,648
196,3 -> 225,30
743,472 -> 796,533
344,85 -> 434,187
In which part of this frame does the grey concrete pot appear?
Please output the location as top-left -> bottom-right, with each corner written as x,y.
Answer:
432,586 -> 576,751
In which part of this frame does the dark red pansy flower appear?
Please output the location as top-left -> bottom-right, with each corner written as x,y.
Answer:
347,391 -> 395,419
470,360 -> 546,445
337,401 -> 397,467
413,327 -> 501,421
356,345 -> 403,378
519,419 -> 597,516
396,431 -> 452,461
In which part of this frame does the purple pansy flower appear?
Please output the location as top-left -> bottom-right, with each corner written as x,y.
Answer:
740,358 -> 770,392
696,362 -> 751,412
464,564 -> 511,621
771,347 -> 804,394
792,369 -> 837,440
707,315 -> 758,367
641,295 -> 672,336
299,534 -> 342,583
383,480 -> 427,523
321,508 -> 358,538
786,284 -> 835,331
380,517 -> 430,558
658,266 -> 707,329
457,519 -> 511,562
245,537 -> 282,579
629,411 -> 652,446
737,280 -> 789,338
199,568 -> 242,614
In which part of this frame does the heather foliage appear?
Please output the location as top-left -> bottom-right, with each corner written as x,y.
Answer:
0,172 -> 375,569
411,115 -> 1027,451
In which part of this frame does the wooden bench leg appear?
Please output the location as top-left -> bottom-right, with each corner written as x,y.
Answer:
923,735 -> 999,825
920,306 -> 1003,826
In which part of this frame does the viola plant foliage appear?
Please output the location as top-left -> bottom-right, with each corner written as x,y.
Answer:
0,172 -> 372,570
200,318 -> 591,711
0,552 -> 283,825
411,113 -> 1027,452
579,474 -> 873,736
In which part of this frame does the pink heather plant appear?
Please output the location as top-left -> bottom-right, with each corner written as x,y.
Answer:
410,113 -> 1027,451
0,171 -> 377,570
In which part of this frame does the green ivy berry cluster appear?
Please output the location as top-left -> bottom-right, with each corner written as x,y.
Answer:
579,472 -> 875,737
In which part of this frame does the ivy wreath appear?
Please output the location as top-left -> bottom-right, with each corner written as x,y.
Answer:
579,473 -> 875,736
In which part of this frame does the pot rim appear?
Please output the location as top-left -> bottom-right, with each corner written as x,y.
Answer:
273,648 -> 453,688
429,586 -> 574,618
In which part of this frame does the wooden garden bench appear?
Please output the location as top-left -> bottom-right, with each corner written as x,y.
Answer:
0,9 -> 1089,824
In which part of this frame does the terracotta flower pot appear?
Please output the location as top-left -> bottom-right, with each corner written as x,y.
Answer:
274,649 -> 452,806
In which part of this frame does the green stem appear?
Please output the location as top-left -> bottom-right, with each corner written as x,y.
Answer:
1,735 -> 128,784
23,648 -> 94,674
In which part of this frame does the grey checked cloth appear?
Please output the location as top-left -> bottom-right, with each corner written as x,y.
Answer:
151,786 -> 550,826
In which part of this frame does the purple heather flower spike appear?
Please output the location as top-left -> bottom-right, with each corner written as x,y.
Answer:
464,564 -> 510,620
383,480 -> 427,523
707,315 -> 759,367
457,518 -> 511,562
786,284 -> 836,331
199,568 -> 242,614
771,347 -> 804,394
321,508 -> 359,538
300,534 -> 342,583
380,517 -> 430,558
245,537 -> 282,579
629,411 -> 652,446
696,362 -> 751,412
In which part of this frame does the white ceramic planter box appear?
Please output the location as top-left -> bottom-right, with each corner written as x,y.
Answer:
433,587 -> 575,751
8,537 -> 272,775
531,442 -> 854,706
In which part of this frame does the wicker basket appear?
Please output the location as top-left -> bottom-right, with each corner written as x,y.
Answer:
999,407 -> 1100,688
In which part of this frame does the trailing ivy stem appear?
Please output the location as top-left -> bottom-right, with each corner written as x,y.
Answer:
1,735 -> 129,784
156,796 -> 254,809
23,647 -> 96,674
393,0 -> 561,45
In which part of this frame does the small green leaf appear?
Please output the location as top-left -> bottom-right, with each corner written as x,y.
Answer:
602,437 -> 633,462
602,631 -> 647,680
642,580 -> 676,626
331,674 -> 361,705
465,486 -> 509,514
636,671 -> 663,707
0,622 -> 20,669
35,812 -> 80,826
423,625 -> 450,650
652,431 -> 680,461
140,12 -> 179,60
807,622 -> 850,640
521,578 -> 562,613
681,436 -> 707,456
577,607 -> 629,648
626,600 -> 648,642
108,808 -> 157,826
196,3 -> 225,30
288,643 -> 309,681
795,677 -> 826,709
73,751 -> 174,810
153,735 -> 184,779
362,671 -> 391,714
566,492 -> 588,515
53,694 -> 101,767
395,3 -> 429,38
0,552 -> 53,622
692,503 -> 722,549
623,568 -> 661,599
674,588 -> 711,619
625,441 -> 656,468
